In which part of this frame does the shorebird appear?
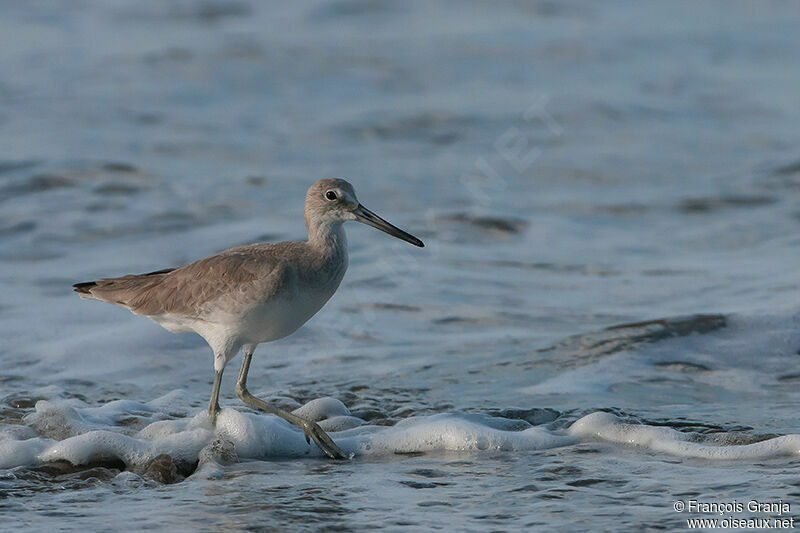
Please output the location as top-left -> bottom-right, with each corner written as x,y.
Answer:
73,178 -> 424,459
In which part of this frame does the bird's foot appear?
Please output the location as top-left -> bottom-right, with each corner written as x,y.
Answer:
301,419 -> 347,460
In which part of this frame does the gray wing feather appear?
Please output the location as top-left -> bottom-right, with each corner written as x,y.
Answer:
80,244 -> 291,317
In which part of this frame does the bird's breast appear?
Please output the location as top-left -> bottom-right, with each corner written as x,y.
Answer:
240,252 -> 347,343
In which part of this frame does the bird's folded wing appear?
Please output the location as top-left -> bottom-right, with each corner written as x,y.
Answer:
88,245 -> 288,318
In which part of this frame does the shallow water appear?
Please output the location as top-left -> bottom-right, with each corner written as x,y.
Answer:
2,0 -> 800,530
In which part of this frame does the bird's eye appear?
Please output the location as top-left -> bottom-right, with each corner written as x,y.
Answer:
325,190 -> 338,201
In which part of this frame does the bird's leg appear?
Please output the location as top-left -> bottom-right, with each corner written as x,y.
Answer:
208,369 -> 223,424
235,350 -> 347,460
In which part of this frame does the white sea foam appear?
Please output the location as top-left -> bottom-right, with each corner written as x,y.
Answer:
570,412 -> 800,460
1,396 -> 580,469
0,436 -> 53,470
3,394 -> 799,473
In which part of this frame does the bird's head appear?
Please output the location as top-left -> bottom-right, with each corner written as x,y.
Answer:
304,178 -> 424,247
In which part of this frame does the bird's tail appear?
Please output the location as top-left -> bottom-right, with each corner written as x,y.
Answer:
72,268 -> 175,305
73,280 -> 98,297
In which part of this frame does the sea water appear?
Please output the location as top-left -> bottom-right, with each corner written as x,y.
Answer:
2,1 -> 800,530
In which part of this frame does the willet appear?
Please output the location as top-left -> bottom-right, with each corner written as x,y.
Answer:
73,178 -> 424,459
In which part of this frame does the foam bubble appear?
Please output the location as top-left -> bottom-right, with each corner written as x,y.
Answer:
25,398 -> 161,439
570,412 -> 800,459
355,414 -> 575,455
214,408 -> 317,458
292,397 -> 351,421
38,426 -> 212,466
0,437 -> 53,469
318,415 -> 365,432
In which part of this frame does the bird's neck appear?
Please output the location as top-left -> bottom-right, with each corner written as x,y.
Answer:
307,220 -> 348,257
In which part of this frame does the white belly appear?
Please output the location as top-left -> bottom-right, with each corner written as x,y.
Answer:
238,287 -> 334,343
148,286 -> 334,365
149,313 -> 198,334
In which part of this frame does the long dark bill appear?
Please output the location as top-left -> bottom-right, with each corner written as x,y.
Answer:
354,204 -> 425,247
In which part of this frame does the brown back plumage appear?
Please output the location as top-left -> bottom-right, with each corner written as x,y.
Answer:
71,244 -> 309,318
